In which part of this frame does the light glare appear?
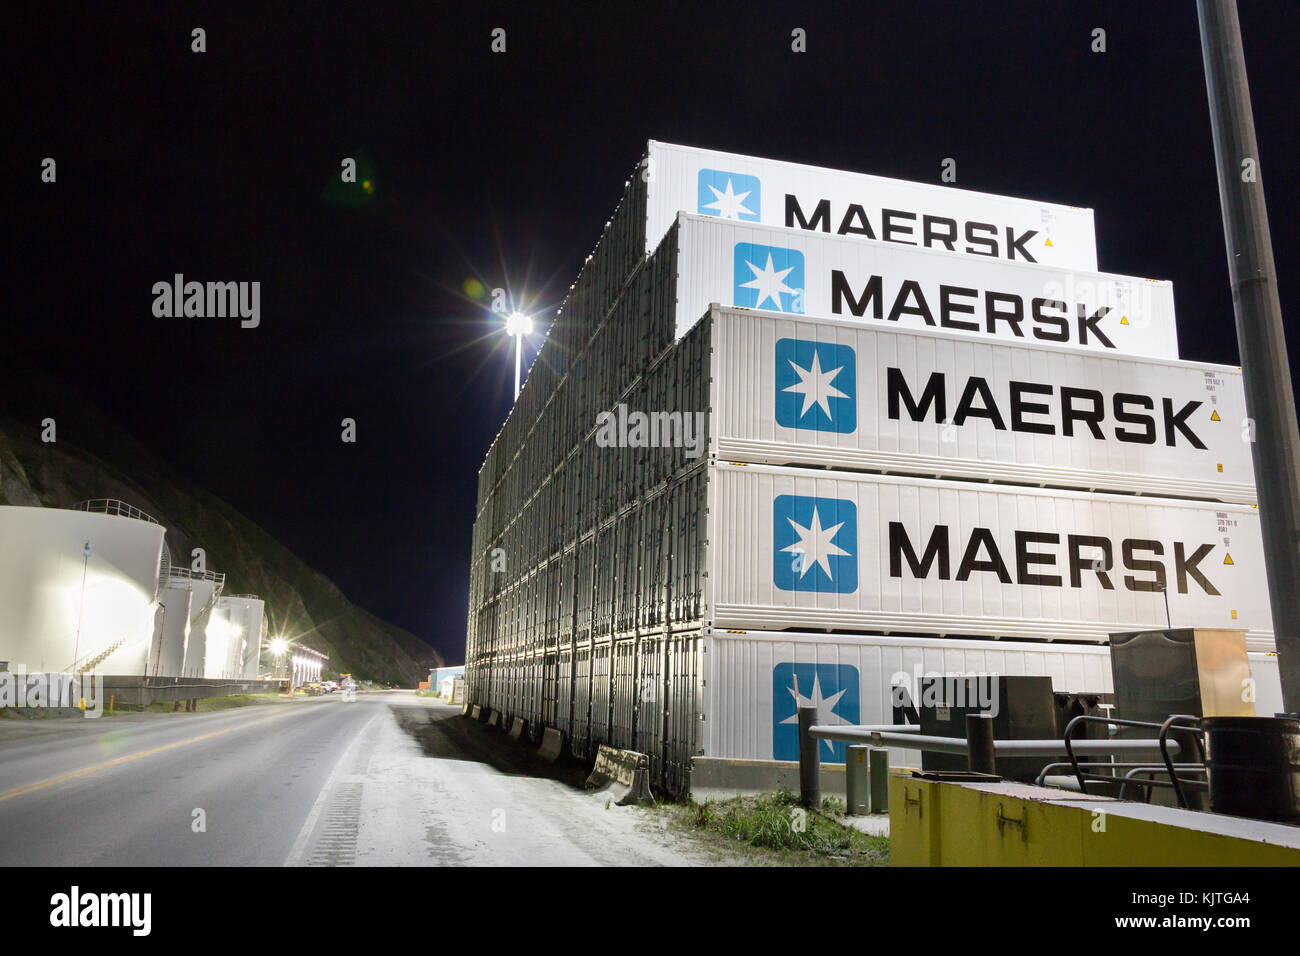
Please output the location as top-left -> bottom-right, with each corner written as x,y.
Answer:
505,311 -> 532,337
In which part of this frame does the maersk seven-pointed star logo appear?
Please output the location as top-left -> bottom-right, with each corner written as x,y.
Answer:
774,338 -> 857,433
733,243 -> 805,313
697,168 -> 760,221
773,663 -> 861,761
773,494 -> 858,593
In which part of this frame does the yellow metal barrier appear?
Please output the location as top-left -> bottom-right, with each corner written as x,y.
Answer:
890,773 -> 1300,866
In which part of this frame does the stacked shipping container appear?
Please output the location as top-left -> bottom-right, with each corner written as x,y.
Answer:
465,142 -> 1277,795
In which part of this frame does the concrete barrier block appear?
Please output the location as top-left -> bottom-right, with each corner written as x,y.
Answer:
509,717 -> 527,742
585,745 -> 653,805
539,727 -> 566,762
470,704 -> 484,721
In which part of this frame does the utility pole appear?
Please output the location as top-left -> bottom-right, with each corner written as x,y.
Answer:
1197,0 -> 1300,713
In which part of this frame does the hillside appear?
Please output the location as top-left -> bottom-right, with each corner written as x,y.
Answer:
0,418 -> 440,685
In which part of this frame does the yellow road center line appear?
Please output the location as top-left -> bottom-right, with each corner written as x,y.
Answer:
0,708 -> 300,803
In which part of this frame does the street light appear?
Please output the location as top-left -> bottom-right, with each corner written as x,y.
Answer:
72,540 -> 92,671
505,311 -> 533,400
269,637 -> 289,681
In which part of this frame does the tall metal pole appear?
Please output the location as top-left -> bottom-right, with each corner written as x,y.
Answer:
798,704 -> 821,808
513,332 -> 522,400
1197,0 -> 1300,713
72,541 -> 91,670
151,603 -> 166,680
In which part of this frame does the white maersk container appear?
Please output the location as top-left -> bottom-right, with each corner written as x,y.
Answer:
643,141 -> 1099,271
697,628 -> 1285,765
522,142 -> 1101,421
700,629 -> 1112,765
669,213 -> 1177,357
705,305 -> 1254,502
704,462 -> 1272,647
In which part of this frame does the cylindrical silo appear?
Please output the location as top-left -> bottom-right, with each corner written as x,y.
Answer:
0,503 -> 165,674
181,571 -> 225,678
151,573 -> 194,678
212,595 -> 265,679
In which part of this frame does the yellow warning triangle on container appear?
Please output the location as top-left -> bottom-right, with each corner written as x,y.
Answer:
1224,553 -> 1234,565
1211,410 -> 1222,421
1045,237 -> 1053,246
1120,316 -> 1130,325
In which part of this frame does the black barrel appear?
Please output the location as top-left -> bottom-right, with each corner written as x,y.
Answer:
1201,716 -> 1300,823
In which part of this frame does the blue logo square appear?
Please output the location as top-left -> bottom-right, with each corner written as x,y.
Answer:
773,663 -> 861,761
773,494 -> 858,593
697,168 -> 761,221
734,243 -> 805,313
774,338 -> 857,433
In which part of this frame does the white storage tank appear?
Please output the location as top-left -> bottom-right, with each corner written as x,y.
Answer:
214,595 -> 266,680
0,502 -> 165,674
181,571 -> 225,678
150,571 -> 194,678
200,603 -> 237,680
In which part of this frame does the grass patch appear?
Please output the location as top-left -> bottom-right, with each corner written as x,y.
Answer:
414,690 -> 441,698
130,693 -> 286,714
652,790 -> 888,866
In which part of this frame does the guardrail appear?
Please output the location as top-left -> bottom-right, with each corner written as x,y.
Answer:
74,499 -> 159,524
796,706 -> 1187,809
1061,713 -> 1207,808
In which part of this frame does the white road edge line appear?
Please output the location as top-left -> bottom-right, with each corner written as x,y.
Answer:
283,708 -> 383,867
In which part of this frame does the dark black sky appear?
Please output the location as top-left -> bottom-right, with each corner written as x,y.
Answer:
10,2 -> 1299,664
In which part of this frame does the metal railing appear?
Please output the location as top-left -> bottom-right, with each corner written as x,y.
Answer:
74,499 -> 159,524
805,722 -> 1184,757
797,707 -> 1190,809
66,636 -> 129,675
1060,713 -> 1207,808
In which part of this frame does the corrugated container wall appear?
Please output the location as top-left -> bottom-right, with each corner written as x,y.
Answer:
461,143 -> 1273,797
671,213 -> 1178,356
642,141 -> 1100,271
706,305 -> 1255,502
705,462 -> 1273,646
701,629 -> 1115,766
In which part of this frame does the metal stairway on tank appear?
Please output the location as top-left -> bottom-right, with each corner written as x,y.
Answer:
69,637 -> 129,675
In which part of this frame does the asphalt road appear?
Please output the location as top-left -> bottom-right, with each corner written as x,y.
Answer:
0,692 -> 733,866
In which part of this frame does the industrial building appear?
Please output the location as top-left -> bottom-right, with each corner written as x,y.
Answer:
0,500 -> 165,675
0,499 -> 288,702
430,665 -> 466,699
464,142 -> 1284,795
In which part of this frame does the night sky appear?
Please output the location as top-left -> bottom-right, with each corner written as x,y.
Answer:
11,2 -> 1299,664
